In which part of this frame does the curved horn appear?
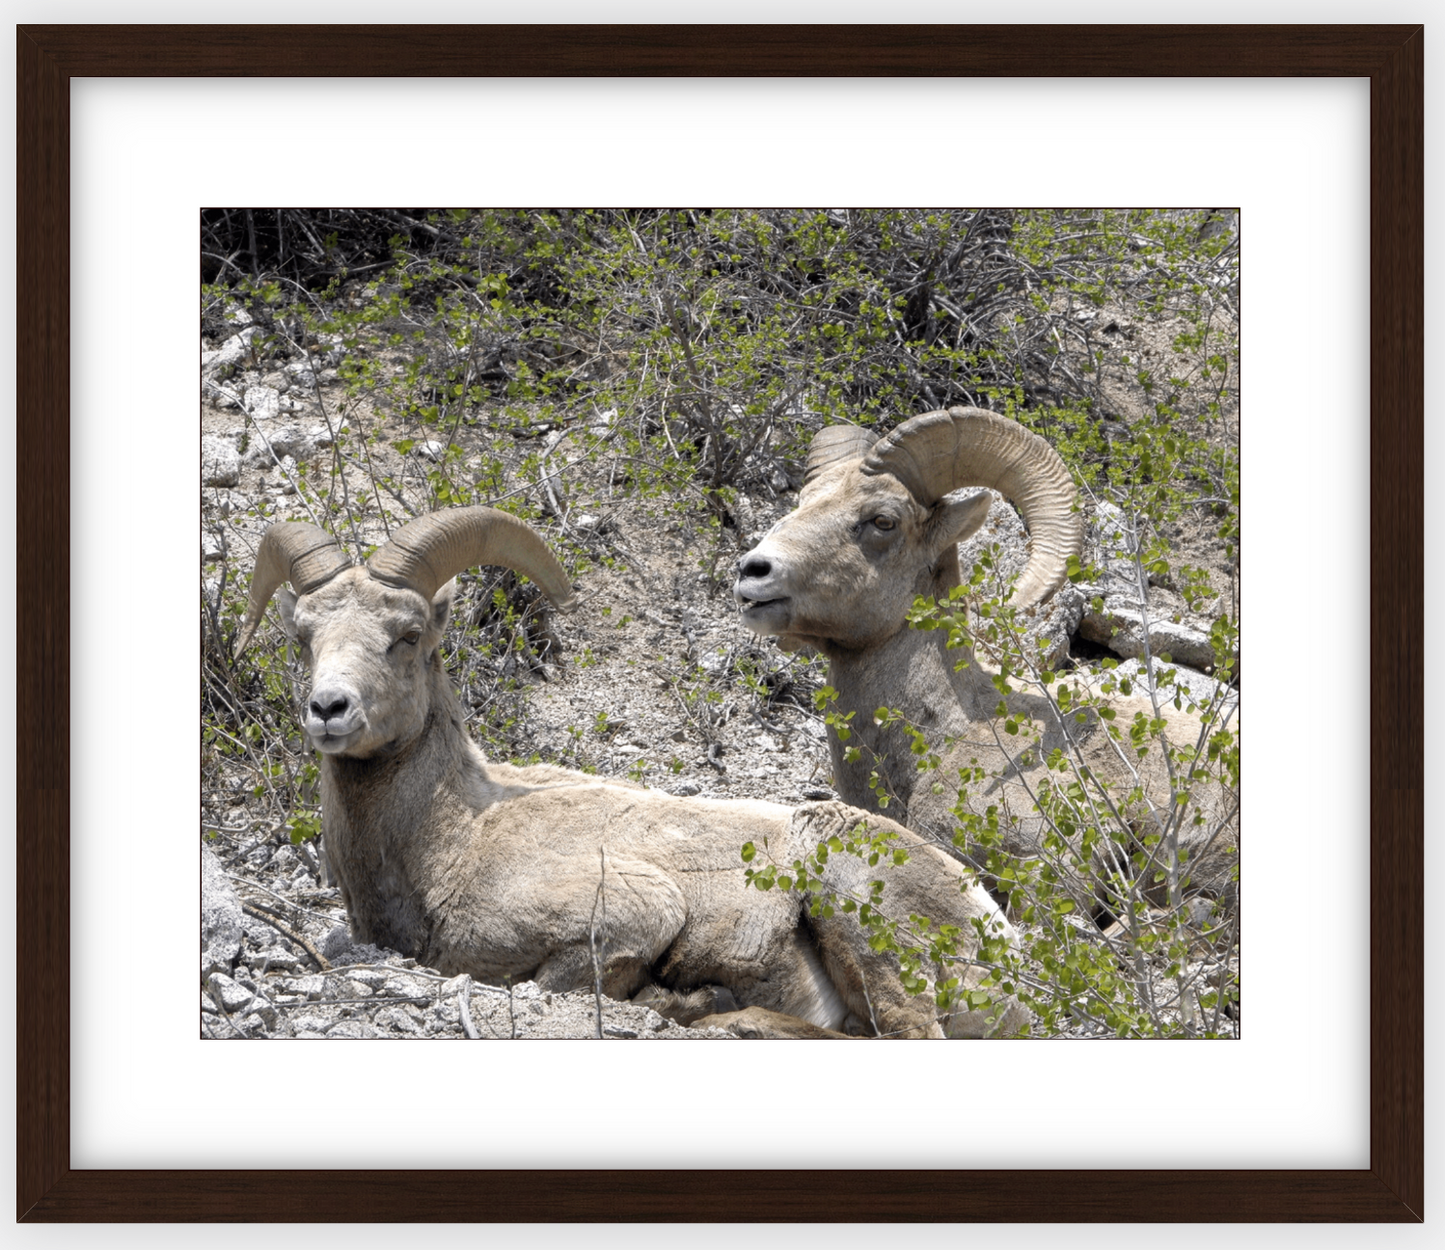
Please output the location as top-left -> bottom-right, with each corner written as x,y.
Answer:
235,522 -> 352,655
365,506 -> 577,610
863,406 -> 1083,608
803,423 -> 878,487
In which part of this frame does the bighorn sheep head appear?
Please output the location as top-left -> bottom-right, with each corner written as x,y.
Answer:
235,507 -> 575,758
735,407 -> 1083,654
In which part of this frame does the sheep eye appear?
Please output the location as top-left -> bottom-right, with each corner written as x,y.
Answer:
392,630 -> 421,651
872,516 -> 896,531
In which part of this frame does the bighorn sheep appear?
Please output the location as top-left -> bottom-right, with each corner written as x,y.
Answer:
734,407 -> 1238,920
235,506 -> 1024,1038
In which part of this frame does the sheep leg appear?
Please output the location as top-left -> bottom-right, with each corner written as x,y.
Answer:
788,801 -> 1028,1038
521,851 -> 692,1003
630,982 -> 739,1025
530,947 -> 656,1001
804,910 -> 944,1039
807,906 -> 1023,1038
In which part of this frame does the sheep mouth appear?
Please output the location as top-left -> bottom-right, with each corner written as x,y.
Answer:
308,725 -> 363,754
313,733 -> 356,755
737,596 -> 791,631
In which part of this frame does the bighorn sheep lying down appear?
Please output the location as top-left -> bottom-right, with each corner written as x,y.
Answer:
235,506 -> 1023,1038
734,408 -> 1238,919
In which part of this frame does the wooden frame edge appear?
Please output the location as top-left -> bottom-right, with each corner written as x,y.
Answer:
14,23 -> 1424,1223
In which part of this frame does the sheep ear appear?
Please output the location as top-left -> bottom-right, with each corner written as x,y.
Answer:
276,588 -> 300,640
430,578 -> 457,635
930,489 -> 994,552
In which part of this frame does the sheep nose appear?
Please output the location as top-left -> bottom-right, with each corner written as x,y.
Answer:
737,552 -> 773,581
309,689 -> 352,723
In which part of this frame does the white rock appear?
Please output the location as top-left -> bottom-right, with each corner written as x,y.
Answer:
251,424 -> 312,462
1098,657 -> 1238,710
290,975 -> 327,1001
243,385 -> 282,420
206,972 -> 256,1014
1077,605 -> 1217,671
326,1021 -> 382,1039
201,327 -> 256,372
418,439 -> 447,462
320,926 -> 353,961
377,1007 -> 423,1034
698,650 -> 729,676
1026,583 -> 1085,671
201,435 -> 241,487
201,844 -> 243,976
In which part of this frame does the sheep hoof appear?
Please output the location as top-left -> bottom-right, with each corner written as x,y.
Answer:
632,982 -> 739,1026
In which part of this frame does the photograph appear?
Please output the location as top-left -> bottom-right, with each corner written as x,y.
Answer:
200,207 -> 1241,1043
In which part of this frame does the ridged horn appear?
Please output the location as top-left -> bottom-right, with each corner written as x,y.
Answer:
803,423 -> 878,487
365,506 -> 577,610
863,407 -> 1083,608
235,522 -> 352,655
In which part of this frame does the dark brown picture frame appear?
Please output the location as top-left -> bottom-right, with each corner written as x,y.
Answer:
15,24 -> 1423,1223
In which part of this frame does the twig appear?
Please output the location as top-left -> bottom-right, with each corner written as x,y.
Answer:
751,709 -> 791,736
240,900 -> 331,971
859,971 -> 881,1039
538,428 -> 572,533
314,961 -> 511,989
227,872 -> 347,927
457,974 -> 481,1040
269,993 -> 433,1009
588,845 -> 608,1039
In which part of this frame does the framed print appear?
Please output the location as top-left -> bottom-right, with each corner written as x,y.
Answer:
15,25 -> 1422,1222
